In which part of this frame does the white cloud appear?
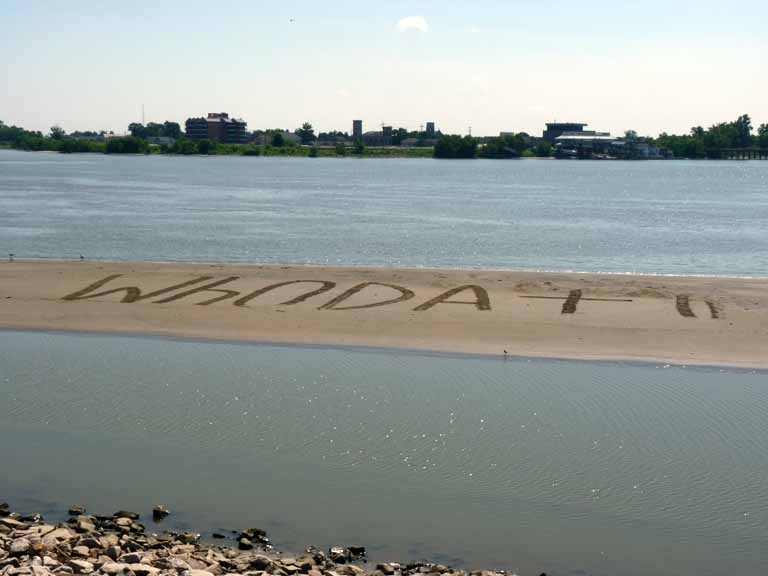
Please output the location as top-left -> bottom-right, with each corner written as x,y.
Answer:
396,16 -> 428,33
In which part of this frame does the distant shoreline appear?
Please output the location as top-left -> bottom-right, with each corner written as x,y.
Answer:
2,260 -> 766,369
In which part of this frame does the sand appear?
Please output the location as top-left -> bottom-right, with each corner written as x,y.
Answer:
1,260 -> 766,368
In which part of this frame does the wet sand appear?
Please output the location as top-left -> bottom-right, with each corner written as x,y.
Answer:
0,260 -> 766,368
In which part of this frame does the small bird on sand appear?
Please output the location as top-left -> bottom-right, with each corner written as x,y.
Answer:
8,253 -> 13,262
79,254 -> 84,261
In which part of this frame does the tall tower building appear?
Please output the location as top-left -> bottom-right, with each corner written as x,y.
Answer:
425,122 -> 435,138
352,120 -> 363,140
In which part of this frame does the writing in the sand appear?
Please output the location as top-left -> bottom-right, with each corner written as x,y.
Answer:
62,275 -> 722,318
62,275 -> 491,312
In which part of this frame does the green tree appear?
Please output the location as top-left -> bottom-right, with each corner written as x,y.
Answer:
308,146 -> 319,157
534,141 -> 553,157
50,125 -> 66,140
623,130 -> 640,159
127,123 -> 146,139
391,127 -> 409,146
296,122 -> 315,144
434,135 -> 477,159
271,132 -> 285,147
734,114 -> 752,147
162,121 -> 181,139
758,124 -> 768,148
196,139 -> 215,154
105,136 -> 148,154
335,142 -> 347,156
479,134 -> 527,159
352,139 -> 365,155
170,138 -> 198,155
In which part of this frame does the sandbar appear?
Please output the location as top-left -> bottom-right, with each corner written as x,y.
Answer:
0,260 -> 766,368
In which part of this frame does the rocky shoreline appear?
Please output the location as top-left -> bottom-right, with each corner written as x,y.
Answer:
0,503 -> 523,576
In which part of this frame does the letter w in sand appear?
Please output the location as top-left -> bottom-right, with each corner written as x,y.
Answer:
63,274 -> 241,305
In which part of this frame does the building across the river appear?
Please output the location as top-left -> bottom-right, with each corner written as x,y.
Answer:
185,113 -> 247,143
543,122 -> 588,143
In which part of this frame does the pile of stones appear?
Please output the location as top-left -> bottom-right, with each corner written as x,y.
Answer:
0,503 -> 515,576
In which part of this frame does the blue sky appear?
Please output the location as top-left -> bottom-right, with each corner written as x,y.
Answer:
2,0 -> 766,136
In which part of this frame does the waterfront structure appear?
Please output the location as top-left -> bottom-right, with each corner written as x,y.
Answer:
555,131 -> 614,157
185,113 -> 247,143
352,120 -> 363,141
555,130 -> 672,159
543,122 -> 588,144
362,126 -> 393,146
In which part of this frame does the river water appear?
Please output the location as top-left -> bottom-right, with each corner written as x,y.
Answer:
1,150 -> 766,276
1,151 -> 767,575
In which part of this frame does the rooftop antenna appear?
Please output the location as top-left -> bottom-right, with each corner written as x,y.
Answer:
468,126 -> 472,136
142,104 -> 145,125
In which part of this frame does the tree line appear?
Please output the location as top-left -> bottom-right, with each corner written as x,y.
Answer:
654,115 -> 767,159
3,114 -> 767,159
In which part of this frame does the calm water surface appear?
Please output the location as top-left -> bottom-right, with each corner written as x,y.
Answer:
1,150 -> 766,276
1,332 -> 766,576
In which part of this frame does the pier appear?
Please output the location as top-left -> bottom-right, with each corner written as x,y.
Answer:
715,148 -> 768,159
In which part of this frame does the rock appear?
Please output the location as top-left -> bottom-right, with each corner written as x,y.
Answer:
112,512 -> 139,521
105,546 -> 122,561
67,508 -> 85,517
212,534 -> 226,540
377,564 -> 398,576
247,556 -> 272,571
43,528 -> 75,543
237,539 -> 252,551
333,567 -> 365,576
125,564 -> 159,576
30,566 -> 52,576
347,547 -> 365,561
19,515 -> 41,524
52,568 -> 74,576
0,503 -> 10,517
99,535 -> 119,548
238,529 -> 268,546
176,533 -> 200,545
153,557 -> 190,572
100,564 -> 129,575
328,548 -> 348,564
71,547 -> 90,558
10,539 -> 31,556
0,518 -> 28,530
77,538 -> 100,550
75,520 -> 95,535
180,570 -> 215,576
151,507 -> 169,521
303,548 -> 326,564
118,554 -> 142,565
65,560 -> 93,575
294,557 -> 314,572
42,558 -> 60,568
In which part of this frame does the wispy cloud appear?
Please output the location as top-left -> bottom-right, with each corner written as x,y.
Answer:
396,16 -> 428,33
